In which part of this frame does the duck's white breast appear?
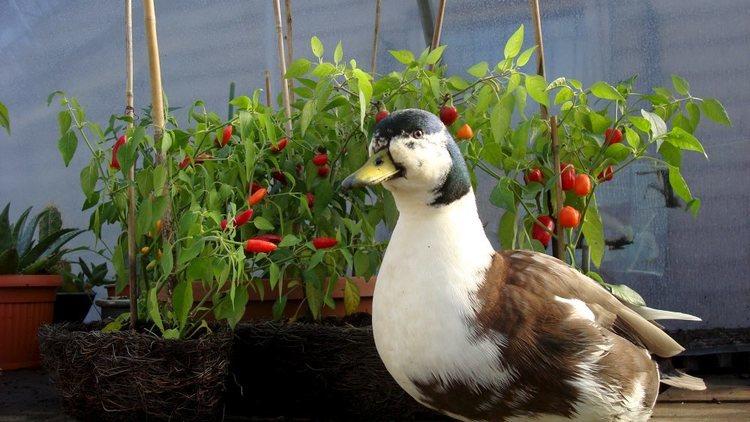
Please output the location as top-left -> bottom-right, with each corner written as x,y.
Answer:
371,193 -> 509,406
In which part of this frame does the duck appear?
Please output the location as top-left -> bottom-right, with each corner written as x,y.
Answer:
341,109 -> 704,421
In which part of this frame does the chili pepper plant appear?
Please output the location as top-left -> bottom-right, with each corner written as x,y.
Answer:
289,27 -> 728,305
54,26 -> 728,337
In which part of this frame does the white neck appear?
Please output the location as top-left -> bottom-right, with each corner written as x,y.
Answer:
383,188 -> 496,301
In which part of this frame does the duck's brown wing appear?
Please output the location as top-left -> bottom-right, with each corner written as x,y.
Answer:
485,250 -> 687,358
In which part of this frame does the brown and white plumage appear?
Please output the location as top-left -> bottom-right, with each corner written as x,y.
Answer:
343,109 -> 702,421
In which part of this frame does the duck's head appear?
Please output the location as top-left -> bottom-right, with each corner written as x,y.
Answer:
342,109 -> 471,207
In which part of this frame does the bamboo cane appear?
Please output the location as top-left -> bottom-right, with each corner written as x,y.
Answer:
284,0 -> 294,103
272,0 -> 293,137
124,0 -> 137,330
142,0 -> 176,295
528,0 -> 566,259
427,0 -> 447,71
529,0 -> 547,118
143,0 -> 165,148
370,0 -> 382,75
264,70 -> 272,107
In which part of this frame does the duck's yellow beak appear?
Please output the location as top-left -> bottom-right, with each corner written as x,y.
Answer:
341,149 -> 400,191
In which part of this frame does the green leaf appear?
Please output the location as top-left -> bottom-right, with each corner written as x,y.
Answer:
80,162 -> 98,196
624,127 -> 641,150
310,36 -> 324,58
389,50 -> 414,65
353,250 -> 369,277
628,116 -> 651,133
671,74 -> 690,96
57,130 -> 78,167
581,196 -> 605,267
160,240 -> 173,276
304,271 -> 323,320
269,262 -> 281,290
504,25 -> 524,59
311,63 -> 336,78
701,98 -> 731,126
467,61 -> 489,78
590,81 -> 625,101
687,198 -> 701,218
525,75 -> 549,107
300,99 -> 316,137
173,279 -> 193,330
425,45 -> 446,65
285,58 -> 311,78
162,329 -> 180,340
148,288 -> 164,331
516,46 -> 536,67
160,130 -> 172,155
604,143 -> 630,162
489,177 -> 515,210
668,165 -> 693,202
278,234 -> 301,247
490,96 -> 513,142
0,101 -> 10,134
272,296 -> 287,320
229,95 -> 251,109
447,75 -> 470,90
606,283 -> 646,307
177,239 -> 204,267
665,127 -> 707,157
344,278 -> 360,316
253,216 -> 275,231
498,210 -> 516,250
57,110 -> 71,136
641,109 -> 667,138
333,41 -> 343,64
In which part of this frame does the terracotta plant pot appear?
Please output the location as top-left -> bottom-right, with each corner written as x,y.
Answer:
0,274 -> 61,370
243,276 -> 376,319
102,277 -> 376,321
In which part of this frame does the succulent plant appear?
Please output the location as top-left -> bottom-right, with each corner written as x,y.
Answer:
0,203 -> 84,275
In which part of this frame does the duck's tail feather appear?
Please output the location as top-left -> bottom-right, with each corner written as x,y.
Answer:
627,304 -> 702,321
657,359 -> 706,391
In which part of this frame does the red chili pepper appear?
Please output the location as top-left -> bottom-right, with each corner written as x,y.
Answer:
252,234 -> 282,244
245,239 -> 277,254
110,135 -> 127,169
312,153 -> 328,166
531,215 -> 555,247
560,163 -> 576,191
220,219 -> 228,231
439,105 -> 459,126
375,110 -> 389,123
312,237 -> 338,249
605,128 -> 622,145
222,125 -> 233,145
306,192 -> 315,208
179,156 -> 192,169
317,165 -> 330,177
271,137 -> 288,153
233,209 -> 254,227
598,165 -> 614,182
272,170 -> 287,184
250,182 -> 263,194
247,188 -> 268,206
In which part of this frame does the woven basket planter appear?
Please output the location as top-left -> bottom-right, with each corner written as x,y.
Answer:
226,314 -> 446,420
38,324 -> 232,421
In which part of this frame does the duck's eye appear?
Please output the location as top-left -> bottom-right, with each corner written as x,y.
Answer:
412,130 -> 423,139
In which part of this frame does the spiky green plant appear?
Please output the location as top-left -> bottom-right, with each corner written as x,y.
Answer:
0,203 -> 84,275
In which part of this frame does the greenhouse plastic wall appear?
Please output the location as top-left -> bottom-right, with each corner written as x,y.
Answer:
1,0 -> 747,329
